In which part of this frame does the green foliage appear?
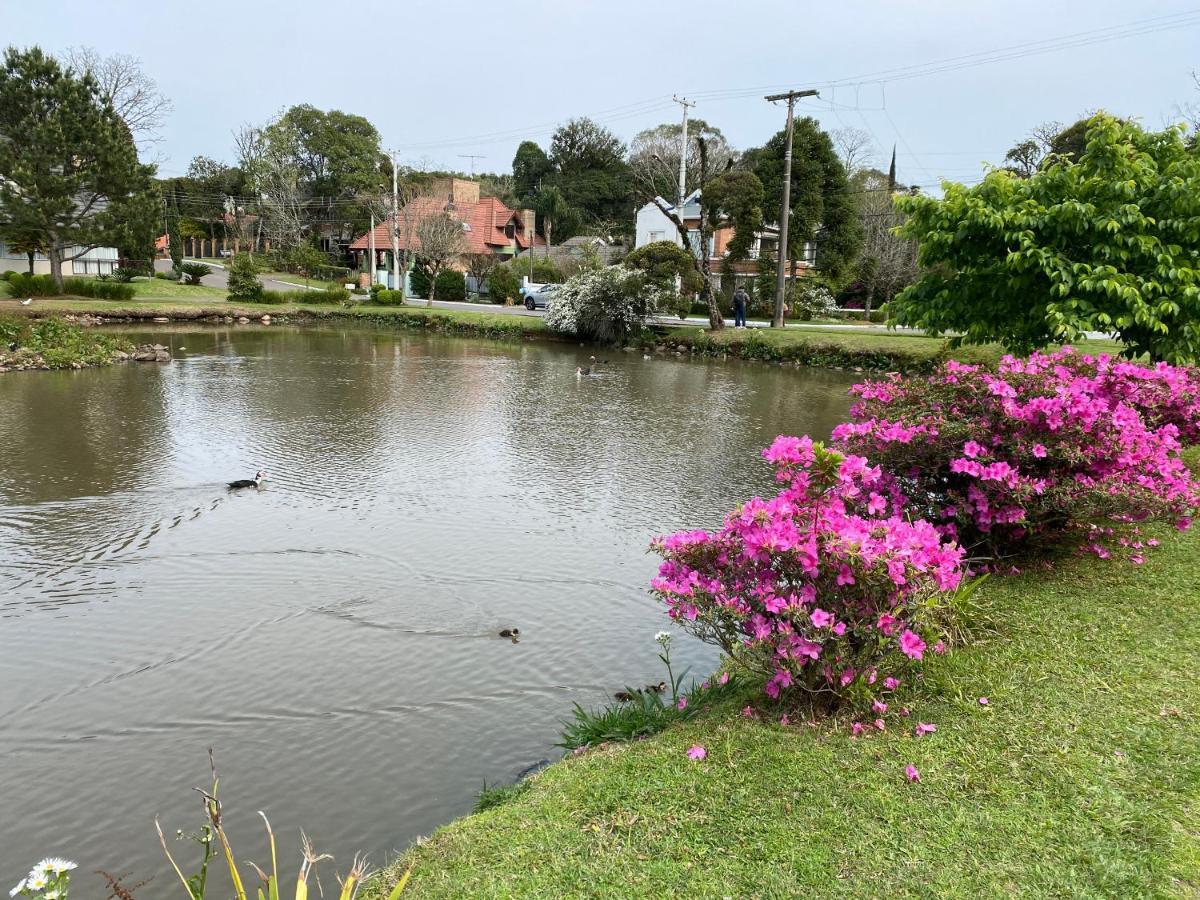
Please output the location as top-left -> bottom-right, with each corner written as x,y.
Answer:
0,313 -> 130,367
226,252 -> 262,300
624,240 -> 704,297
474,781 -> 532,814
251,287 -> 351,305
62,277 -> 136,300
178,261 -> 211,285
512,140 -> 553,203
264,104 -> 386,199
287,243 -> 328,283
869,303 -> 889,324
433,269 -> 466,302
704,170 -> 765,265
790,282 -> 838,321
409,257 -> 432,299
508,256 -> 564,285
893,115 -> 1200,363
745,117 -> 862,281
2,272 -> 58,296
486,263 -> 521,304
372,288 -> 406,306
546,118 -> 632,233
544,265 -> 661,343
0,46 -> 157,288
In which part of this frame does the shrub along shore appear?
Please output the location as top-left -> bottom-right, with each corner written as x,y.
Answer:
3,299 -> 1124,375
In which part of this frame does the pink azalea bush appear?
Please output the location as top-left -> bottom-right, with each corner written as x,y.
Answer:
650,437 -> 965,710
831,348 -> 1200,556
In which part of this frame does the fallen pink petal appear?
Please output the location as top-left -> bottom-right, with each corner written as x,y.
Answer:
915,722 -> 937,737
686,745 -> 706,760
905,764 -> 921,783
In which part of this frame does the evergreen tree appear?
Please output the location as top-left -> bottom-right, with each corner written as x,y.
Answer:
0,46 -> 156,290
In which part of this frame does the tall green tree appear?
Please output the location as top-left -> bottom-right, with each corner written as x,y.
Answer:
264,104 -> 386,199
534,184 -> 578,254
744,118 -> 861,283
0,46 -> 155,289
512,141 -> 552,203
547,117 -> 632,233
893,115 -> 1200,363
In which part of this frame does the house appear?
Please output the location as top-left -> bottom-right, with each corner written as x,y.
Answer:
349,177 -> 542,286
0,240 -> 119,277
634,190 -> 815,287
514,235 -> 624,269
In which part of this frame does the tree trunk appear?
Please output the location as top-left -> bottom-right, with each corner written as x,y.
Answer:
26,251 -> 34,275
47,238 -> 64,292
864,278 -> 875,318
545,220 -> 552,260
701,258 -> 723,330
427,266 -> 437,307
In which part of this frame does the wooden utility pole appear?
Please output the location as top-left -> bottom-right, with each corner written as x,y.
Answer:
391,152 -> 401,296
765,89 -> 819,328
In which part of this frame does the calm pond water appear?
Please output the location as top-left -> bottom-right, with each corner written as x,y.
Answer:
0,325 -> 854,888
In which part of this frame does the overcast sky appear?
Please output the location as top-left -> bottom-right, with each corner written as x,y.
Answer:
5,0 -> 1198,188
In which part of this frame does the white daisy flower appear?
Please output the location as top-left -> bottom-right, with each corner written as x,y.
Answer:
25,876 -> 46,892
654,630 -> 672,645
39,860 -> 75,876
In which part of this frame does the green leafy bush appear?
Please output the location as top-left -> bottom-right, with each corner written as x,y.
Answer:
2,273 -> 58,297
791,283 -> 838,321
227,253 -> 262,300
62,277 -> 136,300
410,257 -> 432,298
373,289 -> 406,306
868,303 -> 889,324
0,314 -> 131,367
486,264 -> 521,305
252,287 -> 350,305
179,261 -> 211,285
433,269 -> 466,302
509,256 -> 564,285
545,265 -> 662,343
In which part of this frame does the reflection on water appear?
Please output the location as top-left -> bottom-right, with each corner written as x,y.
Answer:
0,325 -> 853,885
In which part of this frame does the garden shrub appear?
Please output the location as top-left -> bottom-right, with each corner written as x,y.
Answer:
651,437 -> 965,710
486,264 -> 521,305
59,277 -> 135,300
179,261 -> 211,285
373,289 -> 406,306
831,348 -> 1200,559
252,287 -> 350,305
868,303 -> 888,324
791,283 -> 839,320
410,257 -> 432,299
545,265 -> 662,344
434,269 -> 466,302
2,273 -> 58,297
510,256 -> 564,285
227,253 -> 262,300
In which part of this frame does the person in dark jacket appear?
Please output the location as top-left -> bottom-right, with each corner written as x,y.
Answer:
732,286 -> 749,328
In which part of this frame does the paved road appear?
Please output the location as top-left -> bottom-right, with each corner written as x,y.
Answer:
155,259 -> 313,293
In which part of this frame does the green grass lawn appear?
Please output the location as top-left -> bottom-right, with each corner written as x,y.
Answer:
363,485 -> 1200,898
129,278 -> 228,301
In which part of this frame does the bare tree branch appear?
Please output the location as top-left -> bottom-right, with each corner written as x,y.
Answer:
65,47 -> 172,148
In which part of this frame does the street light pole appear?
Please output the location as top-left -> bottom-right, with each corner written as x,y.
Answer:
391,151 -> 401,297
765,89 -> 819,328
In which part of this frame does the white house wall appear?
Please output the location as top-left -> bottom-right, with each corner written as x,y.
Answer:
634,203 -> 682,249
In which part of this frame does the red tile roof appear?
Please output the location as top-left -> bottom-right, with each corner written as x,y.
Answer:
349,196 -> 543,255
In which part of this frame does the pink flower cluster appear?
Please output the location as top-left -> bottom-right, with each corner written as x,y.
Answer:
832,349 -> 1200,555
650,437 -> 965,708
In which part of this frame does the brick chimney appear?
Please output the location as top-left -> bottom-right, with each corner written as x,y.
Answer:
520,208 -> 537,244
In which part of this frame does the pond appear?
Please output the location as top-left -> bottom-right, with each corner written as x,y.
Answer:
0,325 -> 855,887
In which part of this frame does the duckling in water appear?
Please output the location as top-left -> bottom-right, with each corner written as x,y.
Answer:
644,681 -> 667,694
499,628 -> 521,641
613,689 -> 638,702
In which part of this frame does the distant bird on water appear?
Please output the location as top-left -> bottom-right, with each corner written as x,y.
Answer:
228,470 -> 267,490
575,365 -> 592,377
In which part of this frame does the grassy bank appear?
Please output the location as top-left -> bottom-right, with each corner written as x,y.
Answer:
364,490 -> 1200,898
661,324 -> 1124,373
0,315 -> 132,370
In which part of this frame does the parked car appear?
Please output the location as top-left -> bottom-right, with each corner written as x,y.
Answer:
523,283 -> 559,311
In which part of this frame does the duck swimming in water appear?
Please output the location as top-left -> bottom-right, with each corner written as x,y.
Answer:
228,470 -> 267,490
575,365 -> 592,376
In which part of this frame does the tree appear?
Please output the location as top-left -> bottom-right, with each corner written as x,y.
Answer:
263,105 -> 385,200
1003,139 -> 1042,179
650,140 -> 765,330
227,252 -> 262,300
624,240 -> 704,294
1002,115 -> 1110,178
852,168 -> 919,315
63,46 -> 171,147
892,115 -> 1200,363
0,47 -> 156,290
628,118 -> 737,206
745,118 -> 862,285
830,126 -> 876,176
548,118 -> 632,231
464,253 -> 498,299
534,184 -> 576,255
512,141 -> 552,203
414,212 -> 467,305
288,243 -> 327,287
704,170 -> 764,266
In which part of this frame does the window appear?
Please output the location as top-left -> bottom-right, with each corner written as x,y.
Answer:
648,230 -> 664,243
72,258 -> 116,275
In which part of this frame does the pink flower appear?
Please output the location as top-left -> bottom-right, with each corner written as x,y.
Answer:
867,492 -> 887,515
832,621 -> 847,636
741,705 -> 758,719
677,696 -> 688,710
876,613 -> 898,636
978,697 -> 989,706
873,718 -> 886,731
914,722 -> 937,737
1147,539 -> 1160,547
1031,443 -> 1047,458
883,676 -> 900,691
779,714 -> 790,727
933,640 -> 947,655
1129,554 -> 1145,565
719,672 -> 730,685
872,699 -> 888,714
898,630 -> 926,660
836,564 -> 856,586
905,764 -> 921,783
851,722 -> 864,736
686,745 -> 707,760
810,608 -> 833,628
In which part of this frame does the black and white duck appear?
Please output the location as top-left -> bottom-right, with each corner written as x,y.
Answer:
227,470 -> 267,490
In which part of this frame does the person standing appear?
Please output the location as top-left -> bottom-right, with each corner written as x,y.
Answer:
732,285 -> 749,328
